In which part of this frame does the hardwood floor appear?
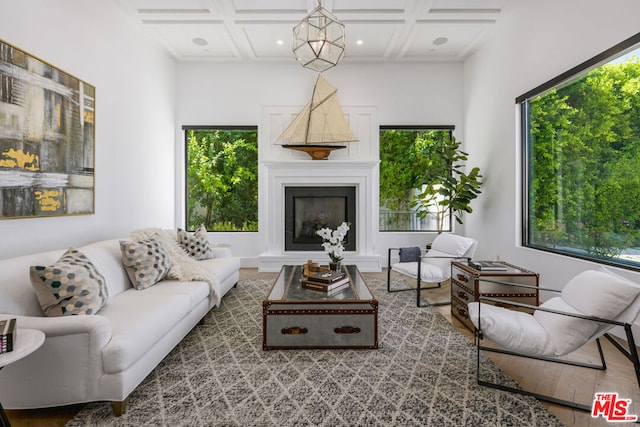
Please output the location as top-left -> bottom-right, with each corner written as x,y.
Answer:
6,268 -> 640,426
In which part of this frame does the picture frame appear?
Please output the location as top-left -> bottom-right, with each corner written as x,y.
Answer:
0,39 -> 95,219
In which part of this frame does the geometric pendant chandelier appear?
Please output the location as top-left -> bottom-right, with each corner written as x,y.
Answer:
292,0 -> 346,72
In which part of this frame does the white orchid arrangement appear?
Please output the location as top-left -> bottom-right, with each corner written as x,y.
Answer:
316,222 -> 350,263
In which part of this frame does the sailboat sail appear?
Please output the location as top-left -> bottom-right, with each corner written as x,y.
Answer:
277,74 -> 358,145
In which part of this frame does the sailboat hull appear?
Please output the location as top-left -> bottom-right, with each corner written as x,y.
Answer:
282,144 -> 346,160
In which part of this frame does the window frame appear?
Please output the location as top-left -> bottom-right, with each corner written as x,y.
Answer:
519,32 -> 640,270
379,125 -> 455,233
183,125 -> 258,233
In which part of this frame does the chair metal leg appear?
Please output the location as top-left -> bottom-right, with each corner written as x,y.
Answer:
386,248 -> 451,308
604,326 -> 640,389
477,378 -> 593,411
0,400 -> 11,427
416,276 -> 451,307
476,332 -> 611,412
386,248 -> 393,293
416,261 -> 451,307
479,339 -> 607,371
386,248 -> 416,294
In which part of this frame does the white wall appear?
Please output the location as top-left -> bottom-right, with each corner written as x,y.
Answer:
0,0 -> 176,259
175,61 -> 464,265
463,0 -> 640,291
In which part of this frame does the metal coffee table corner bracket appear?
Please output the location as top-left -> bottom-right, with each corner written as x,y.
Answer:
263,264 -> 378,350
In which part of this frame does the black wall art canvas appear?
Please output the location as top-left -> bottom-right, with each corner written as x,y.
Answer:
0,40 -> 95,219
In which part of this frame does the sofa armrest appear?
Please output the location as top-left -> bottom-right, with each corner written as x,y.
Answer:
0,313 -> 112,408
212,247 -> 232,258
0,313 -> 112,346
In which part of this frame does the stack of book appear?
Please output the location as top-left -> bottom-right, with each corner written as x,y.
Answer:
302,270 -> 349,294
469,260 -> 508,271
0,318 -> 16,354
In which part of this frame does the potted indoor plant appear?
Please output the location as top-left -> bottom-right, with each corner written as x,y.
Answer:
410,136 -> 482,233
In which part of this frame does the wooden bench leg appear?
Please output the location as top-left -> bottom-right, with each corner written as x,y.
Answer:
112,397 -> 129,416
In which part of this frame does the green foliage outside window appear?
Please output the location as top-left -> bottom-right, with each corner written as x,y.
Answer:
379,128 -> 454,231
185,128 -> 258,232
526,52 -> 640,266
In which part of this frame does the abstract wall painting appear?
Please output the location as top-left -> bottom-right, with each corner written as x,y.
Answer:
0,39 -> 95,219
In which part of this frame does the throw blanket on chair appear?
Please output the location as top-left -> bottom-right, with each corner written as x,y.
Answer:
130,228 -> 222,306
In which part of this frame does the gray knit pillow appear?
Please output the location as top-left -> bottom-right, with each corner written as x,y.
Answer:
177,224 -> 215,260
119,235 -> 172,290
30,248 -> 108,316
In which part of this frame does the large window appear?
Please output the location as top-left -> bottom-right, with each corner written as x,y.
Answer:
520,33 -> 640,269
379,126 -> 454,231
184,126 -> 258,232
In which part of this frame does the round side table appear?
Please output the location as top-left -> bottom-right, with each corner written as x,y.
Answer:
0,329 -> 45,427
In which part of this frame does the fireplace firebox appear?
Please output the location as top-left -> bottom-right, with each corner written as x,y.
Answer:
284,186 -> 356,252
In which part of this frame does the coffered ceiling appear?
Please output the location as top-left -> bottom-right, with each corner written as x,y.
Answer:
114,0 -> 506,62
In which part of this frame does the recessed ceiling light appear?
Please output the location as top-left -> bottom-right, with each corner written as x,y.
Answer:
192,37 -> 208,46
433,37 -> 448,46
276,40 -> 284,46
356,40 -> 364,45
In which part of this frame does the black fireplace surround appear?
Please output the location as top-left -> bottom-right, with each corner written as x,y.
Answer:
284,186 -> 356,252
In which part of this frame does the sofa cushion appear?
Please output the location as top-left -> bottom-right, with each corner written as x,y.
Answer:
431,233 -> 476,257
119,235 -> 172,289
79,239 -> 133,297
100,280 -> 209,373
468,302 -> 554,357
534,296 -> 599,356
561,269 -> 640,320
0,249 -> 63,316
391,261 -> 448,283
199,256 -> 242,284
178,224 -> 215,260
598,266 -> 640,324
30,248 -> 109,316
534,269 -> 640,356
420,234 -> 475,278
421,249 -> 455,281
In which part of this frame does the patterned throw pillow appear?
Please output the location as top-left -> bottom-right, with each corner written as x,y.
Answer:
177,224 -> 215,260
30,248 -> 109,316
120,235 -> 172,290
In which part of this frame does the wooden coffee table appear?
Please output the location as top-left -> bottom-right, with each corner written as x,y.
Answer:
262,264 -> 378,350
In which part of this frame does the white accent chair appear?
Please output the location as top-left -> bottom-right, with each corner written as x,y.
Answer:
468,267 -> 640,411
387,233 -> 478,307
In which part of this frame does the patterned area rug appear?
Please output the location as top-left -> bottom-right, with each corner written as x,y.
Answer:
66,278 -> 562,426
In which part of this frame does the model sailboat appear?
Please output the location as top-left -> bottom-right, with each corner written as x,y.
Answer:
277,73 -> 358,160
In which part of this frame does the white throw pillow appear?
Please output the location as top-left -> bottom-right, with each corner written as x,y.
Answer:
30,248 -> 109,316
469,302 -> 553,357
561,269 -> 640,319
120,235 -> 172,290
178,224 -> 215,261
534,297 -> 598,356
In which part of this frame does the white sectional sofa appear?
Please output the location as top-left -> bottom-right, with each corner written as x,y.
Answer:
0,233 -> 240,414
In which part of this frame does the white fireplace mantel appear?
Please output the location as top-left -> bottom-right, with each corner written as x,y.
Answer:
258,105 -> 381,272
258,160 -> 381,272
